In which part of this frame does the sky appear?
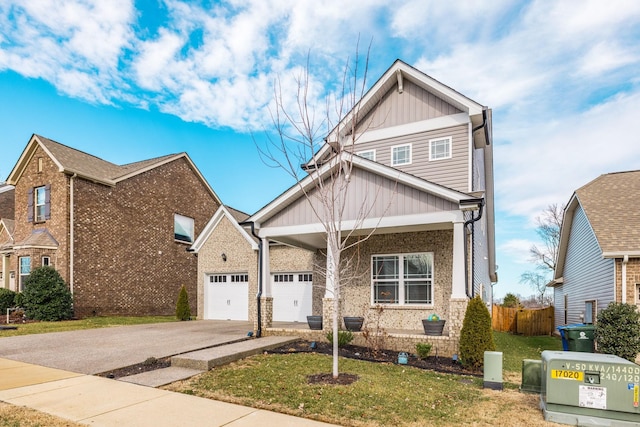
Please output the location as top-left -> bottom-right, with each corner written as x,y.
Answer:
1,0 -> 639,300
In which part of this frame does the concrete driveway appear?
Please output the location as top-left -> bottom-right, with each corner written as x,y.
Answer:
0,320 -> 253,374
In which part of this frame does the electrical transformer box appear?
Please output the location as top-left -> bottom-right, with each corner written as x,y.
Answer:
541,351 -> 640,426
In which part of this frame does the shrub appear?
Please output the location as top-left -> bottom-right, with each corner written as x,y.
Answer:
416,342 -> 432,359
459,295 -> 495,370
13,292 -> 24,308
326,330 -> 354,347
0,288 -> 16,313
595,302 -> 640,361
176,284 -> 191,321
22,266 -> 73,321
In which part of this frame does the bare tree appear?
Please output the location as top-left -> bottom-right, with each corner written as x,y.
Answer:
530,203 -> 565,272
519,271 -> 550,306
257,45 -> 392,378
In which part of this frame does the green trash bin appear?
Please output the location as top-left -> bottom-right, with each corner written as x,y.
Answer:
565,325 -> 595,352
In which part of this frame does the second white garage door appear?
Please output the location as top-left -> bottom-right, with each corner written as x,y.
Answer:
272,273 -> 313,322
204,273 -> 248,321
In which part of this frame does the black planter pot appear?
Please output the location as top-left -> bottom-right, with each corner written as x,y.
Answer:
343,316 -> 364,331
422,319 -> 446,336
306,315 -> 323,330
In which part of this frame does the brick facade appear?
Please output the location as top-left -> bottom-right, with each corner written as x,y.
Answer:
72,157 -> 218,317
615,258 -> 640,307
3,138 -> 219,317
0,187 -> 14,219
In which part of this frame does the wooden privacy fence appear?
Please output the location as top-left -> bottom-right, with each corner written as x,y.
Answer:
492,305 -> 554,336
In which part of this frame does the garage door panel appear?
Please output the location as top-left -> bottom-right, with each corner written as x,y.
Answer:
205,274 -> 248,321
272,273 -> 313,322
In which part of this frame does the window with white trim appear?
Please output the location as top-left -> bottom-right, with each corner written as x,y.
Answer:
357,150 -> 375,161
210,275 -> 227,283
19,256 -> 30,292
298,273 -> 313,282
429,137 -> 452,161
372,253 -> 433,305
174,214 -> 194,243
231,274 -> 248,282
34,186 -> 47,222
391,144 -> 411,166
42,256 -> 50,267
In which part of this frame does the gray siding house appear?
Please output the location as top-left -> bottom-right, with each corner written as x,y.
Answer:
551,170 -> 640,328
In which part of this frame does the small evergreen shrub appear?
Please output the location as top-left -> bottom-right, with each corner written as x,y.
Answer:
595,302 -> 640,361
13,292 -> 24,308
0,288 -> 16,312
459,295 -> 495,370
22,266 -> 73,321
416,342 -> 432,359
326,330 -> 354,347
176,284 -> 191,321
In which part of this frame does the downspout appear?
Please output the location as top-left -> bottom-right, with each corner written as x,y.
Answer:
463,199 -> 484,298
622,255 -> 628,304
472,108 -> 489,145
69,173 -> 76,295
242,221 -> 262,338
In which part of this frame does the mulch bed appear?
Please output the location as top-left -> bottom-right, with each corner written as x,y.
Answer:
266,340 -> 481,384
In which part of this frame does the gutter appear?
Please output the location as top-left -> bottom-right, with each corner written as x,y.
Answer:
472,107 -> 490,146
241,221 -> 262,338
462,198 -> 485,298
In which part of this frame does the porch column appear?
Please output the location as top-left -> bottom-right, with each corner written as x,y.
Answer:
451,220 -> 467,299
261,238 -> 271,297
1,255 -> 7,289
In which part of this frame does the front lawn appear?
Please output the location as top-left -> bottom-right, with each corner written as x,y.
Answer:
0,316 -> 176,337
494,331 -> 562,372
164,331 -> 562,427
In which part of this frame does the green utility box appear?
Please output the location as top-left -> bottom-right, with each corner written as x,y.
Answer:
565,325 -> 595,353
483,351 -> 503,390
521,359 -> 542,393
541,351 -> 640,426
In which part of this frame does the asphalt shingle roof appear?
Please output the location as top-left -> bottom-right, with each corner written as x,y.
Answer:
575,169 -> 640,253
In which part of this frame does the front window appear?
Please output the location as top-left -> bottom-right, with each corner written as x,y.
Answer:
174,214 -> 194,243
35,186 -> 46,222
372,253 -> 433,305
429,137 -> 452,160
391,144 -> 411,166
19,257 -> 31,292
357,150 -> 375,161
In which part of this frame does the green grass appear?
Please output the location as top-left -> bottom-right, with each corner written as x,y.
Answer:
0,316 -> 176,337
177,353 -> 485,427
494,331 -> 562,372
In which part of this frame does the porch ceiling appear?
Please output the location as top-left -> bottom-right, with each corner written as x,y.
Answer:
265,218 -> 454,250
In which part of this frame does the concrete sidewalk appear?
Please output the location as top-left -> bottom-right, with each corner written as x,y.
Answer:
0,358 -> 340,427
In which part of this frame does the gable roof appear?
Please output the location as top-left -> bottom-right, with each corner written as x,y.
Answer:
0,219 -> 15,249
310,59 -> 489,163
249,151 -> 474,226
555,169 -> 640,278
13,228 -> 59,249
7,135 -> 222,204
190,205 -> 258,253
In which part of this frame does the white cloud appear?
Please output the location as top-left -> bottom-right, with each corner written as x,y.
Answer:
499,239 -> 535,265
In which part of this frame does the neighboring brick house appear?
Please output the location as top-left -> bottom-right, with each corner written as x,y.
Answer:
0,134 -> 220,317
551,170 -> 640,328
208,60 -> 496,357
0,183 -> 15,219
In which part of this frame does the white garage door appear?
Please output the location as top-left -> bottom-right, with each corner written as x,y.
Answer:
272,273 -> 313,322
205,273 -> 248,321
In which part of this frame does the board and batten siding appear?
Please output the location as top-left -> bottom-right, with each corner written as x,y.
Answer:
354,123 -> 469,193
263,167 -> 458,228
554,204 -> 614,328
356,79 -> 462,133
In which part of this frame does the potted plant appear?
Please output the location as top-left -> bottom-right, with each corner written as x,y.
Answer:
422,313 -> 445,336
306,315 -> 323,330
343,316 -> 364,331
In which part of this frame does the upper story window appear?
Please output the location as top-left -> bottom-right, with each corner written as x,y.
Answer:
174,214 -> 194,243
372,253 -> 433,305
42,256 -> 50,267
357,150 -> 376,161
429,137 -> 452,161
391,144 -> 411,166
28,185 -> 50,223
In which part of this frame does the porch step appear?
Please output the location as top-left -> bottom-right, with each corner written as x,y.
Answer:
171,336 -> 299,371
